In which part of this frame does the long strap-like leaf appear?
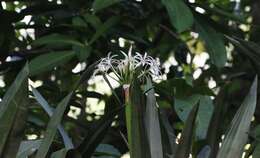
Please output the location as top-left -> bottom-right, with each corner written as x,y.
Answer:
35,93 -> 73,158
216,76 -> 258,158
145,78 -> 163,158
0,63 -> 29,157
31,86 -> 74,149
175,104 -> 199,158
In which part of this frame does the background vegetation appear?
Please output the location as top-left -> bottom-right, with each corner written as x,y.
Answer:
0,0 -> 260,157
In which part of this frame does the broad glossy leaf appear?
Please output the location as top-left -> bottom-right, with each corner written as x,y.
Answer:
31,87 -> 74,149
83,14 -> 102,29
162,0 -> 194,32
92,0 -> 121,12
175,95 -> 213,139
35,93 -> 73,158
144,78 -> 163,158
32,33 -> 84,47
195,16 -> 227,68
29,51 -> 75,75
175,94 -> 200,121
73,45 -> 92,61
0,64 -> 29,157
216,76 -> 257,158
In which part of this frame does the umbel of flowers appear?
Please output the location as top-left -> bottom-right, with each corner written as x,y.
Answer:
94,46 -> 161,157
94,46 -> 161,89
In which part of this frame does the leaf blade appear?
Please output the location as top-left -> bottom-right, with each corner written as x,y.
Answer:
216,76 -> 258,158
35,93 -> 73,158
0,63 -> 29,157
145,78 -> 163,158
162,0 -> 194,32
31,86 -> 74,149
29,51 -> 75,76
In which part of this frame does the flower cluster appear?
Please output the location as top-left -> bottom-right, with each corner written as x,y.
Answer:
93,47 -> 161,86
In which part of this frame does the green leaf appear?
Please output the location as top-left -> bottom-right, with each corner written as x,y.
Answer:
206,85 -> 230,158
32,33 -> 84,47
175,95 -> 213,139
94,144 -> 121,158
29,51 -> 76,76
253,144 -> 260,158
197,4 -> 247,23
50,148 -> 68,158
83,14 -> 102,29
216,76 -> 258,158
196,96 -> 214,139
197,146 -> 211,158
78,107 -> 122,157
160,111 -> 176,158
195,16 -> 227,68
72,17 -> 88,27
145,78 -> 163,158
175,104 -> 199,158
175,94 -> 200,121
16,140 -> 42,158
89,16 -> 120,44
73,45 -> 92,61
31,87 -> 74,149
92,0 -> 121,12
226,36 -> 260,70
161,0 -> 194,32
0,63 -> 29,157
127,79 -> 151,158
35,93 -> 73,158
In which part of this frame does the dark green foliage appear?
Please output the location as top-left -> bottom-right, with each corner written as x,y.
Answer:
0,0 -> 260,158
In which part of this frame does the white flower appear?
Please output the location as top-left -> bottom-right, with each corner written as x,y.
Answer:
134,52 -> 154,67
94,47 -> 162,84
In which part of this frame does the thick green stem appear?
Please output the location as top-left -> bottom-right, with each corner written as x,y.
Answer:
124,86 -> 132,156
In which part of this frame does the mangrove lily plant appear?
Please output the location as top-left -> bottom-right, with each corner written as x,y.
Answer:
94,47 -> 162,157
